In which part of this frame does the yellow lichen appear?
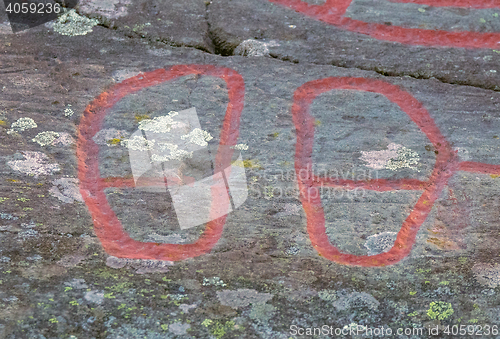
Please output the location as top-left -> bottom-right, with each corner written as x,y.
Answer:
106,138 -> 122,145
135,114 -> 150,122
232,159 -> 263,169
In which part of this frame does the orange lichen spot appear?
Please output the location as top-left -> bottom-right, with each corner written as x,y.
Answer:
427,237 -> 459,250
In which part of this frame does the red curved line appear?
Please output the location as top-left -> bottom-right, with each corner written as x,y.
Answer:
268,0 -> 500,49
312,177 -> 428,191
77,65 -> 245,261
293,77 -> 458,266
458,161 -> 500,175
389,0 -> 500,9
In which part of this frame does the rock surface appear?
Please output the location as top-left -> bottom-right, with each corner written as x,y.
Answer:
0,0 -> 500,338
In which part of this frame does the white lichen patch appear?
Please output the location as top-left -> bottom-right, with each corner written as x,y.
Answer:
105,256 -> 173,274
78,0 -> 132,19
249,302 -> 276,322
364,232 -> 397,256
0,212 -> 18,220
318,289 -> 337,301
49,178 -> 83,204
17,221 -> 38,241
332,291 -> 379,311
3,296 -> 18,303
132,22 -> 151,32
138,111 -> 179,133
64,106 -> 74,117
234,39 -> 280,57
65,278 -> 88,290
472,263 -> 500,288
202,277 -> 227,287
84,290 -> 105,305
111,69 -> 142,82
152,143 -> 193,162
26,254 -> 43,261
146,233 -> 186,244
386,146 -> 420,171
360,143 -> 420,171
32,131 -> 60,146
231,143 -> 249,151
120,135 -> 155,151
180,128 -> 213,147
169,323 -> 190,336
8,152 -> 60,177
216,289 -> 273,309
51,9 -> 99,36
7,117 -> 37,134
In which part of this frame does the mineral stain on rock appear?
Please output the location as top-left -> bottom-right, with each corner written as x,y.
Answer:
7,152 -> 60,177
49,178 -> 83,203
360,143 -> 420,171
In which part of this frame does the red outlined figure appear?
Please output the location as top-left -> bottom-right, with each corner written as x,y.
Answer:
77,65 -> 245,261
267,0 -> 500,49
293,77 -> 500,267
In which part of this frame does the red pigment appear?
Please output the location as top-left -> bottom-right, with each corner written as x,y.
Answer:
293,77 -> 500,266
268,0 -> 500,49
77,65 -> 245,261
